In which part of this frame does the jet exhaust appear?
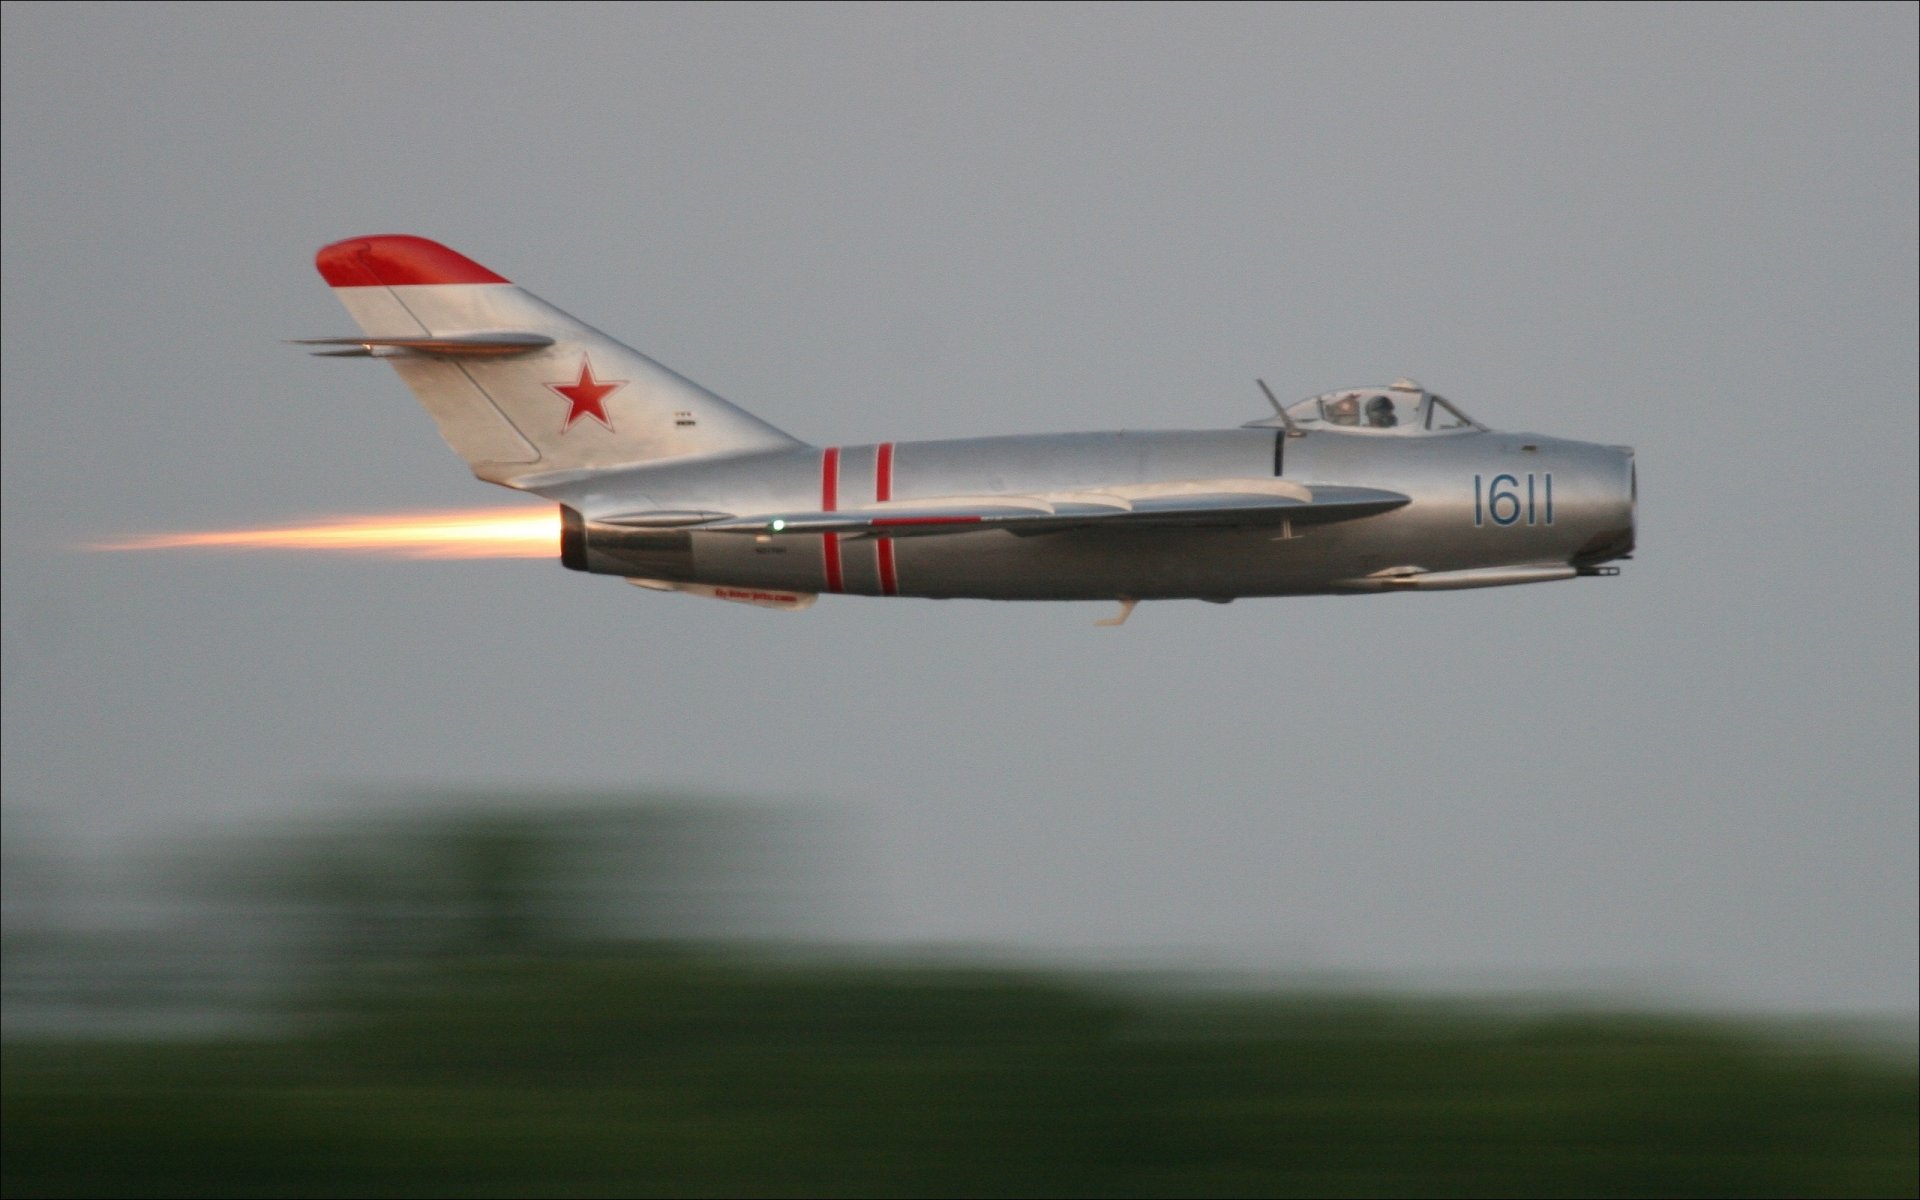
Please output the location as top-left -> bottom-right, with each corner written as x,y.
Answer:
91,507 -> 561,560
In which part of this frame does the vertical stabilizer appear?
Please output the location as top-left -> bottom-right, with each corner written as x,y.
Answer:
312,235 -> 804,487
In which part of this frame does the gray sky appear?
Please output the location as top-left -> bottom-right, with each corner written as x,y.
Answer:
4,2 -> 1915,1014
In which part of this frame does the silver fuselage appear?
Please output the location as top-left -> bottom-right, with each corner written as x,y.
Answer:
546,428 -> 1636,601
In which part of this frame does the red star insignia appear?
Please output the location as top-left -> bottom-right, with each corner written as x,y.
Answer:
546,357 -> 625,431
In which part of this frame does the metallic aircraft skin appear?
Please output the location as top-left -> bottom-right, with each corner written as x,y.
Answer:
310,236 -> 1635,608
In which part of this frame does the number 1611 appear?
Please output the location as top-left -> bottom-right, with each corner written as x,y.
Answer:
1475,473 -> 1552,526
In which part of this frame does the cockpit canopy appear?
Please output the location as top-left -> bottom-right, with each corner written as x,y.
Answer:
1258,379 -> 1482,436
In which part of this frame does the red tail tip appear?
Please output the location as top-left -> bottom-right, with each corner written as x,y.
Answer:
315,235 -> 510,287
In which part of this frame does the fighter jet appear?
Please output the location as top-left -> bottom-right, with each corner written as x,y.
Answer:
306,235 -> 1635,621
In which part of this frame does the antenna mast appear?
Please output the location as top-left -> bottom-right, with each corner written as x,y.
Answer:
1257,379 -> 1305,438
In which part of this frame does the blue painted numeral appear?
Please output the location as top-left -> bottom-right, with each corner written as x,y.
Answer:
1474,473 -> 1553,527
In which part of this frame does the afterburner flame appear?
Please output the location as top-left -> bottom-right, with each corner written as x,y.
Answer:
93,507 -> 560,560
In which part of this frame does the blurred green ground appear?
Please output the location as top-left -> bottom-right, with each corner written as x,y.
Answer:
6,952 -> 1915,1199
7,803 -> 1915,1196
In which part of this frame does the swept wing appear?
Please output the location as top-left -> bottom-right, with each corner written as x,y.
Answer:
683,479 -> 1409,538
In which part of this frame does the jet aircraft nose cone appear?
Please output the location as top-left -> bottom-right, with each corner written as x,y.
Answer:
1622,447 -> 1637,552
1570,446 -> 1637,570
1606,446 -> 1637,562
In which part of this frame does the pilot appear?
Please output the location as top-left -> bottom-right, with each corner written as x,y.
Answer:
1365,395 -> 1398,428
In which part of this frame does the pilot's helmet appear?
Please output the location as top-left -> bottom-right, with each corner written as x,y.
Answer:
1365,395 -> 1398,427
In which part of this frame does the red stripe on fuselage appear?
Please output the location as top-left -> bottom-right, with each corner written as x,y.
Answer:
821,447 -> 843,593
875,442 -> 898,596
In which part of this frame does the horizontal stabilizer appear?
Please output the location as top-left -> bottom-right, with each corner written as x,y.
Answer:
294,333 -> 555,358
596,510 -> 735,528
698,480 -> 1410,539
